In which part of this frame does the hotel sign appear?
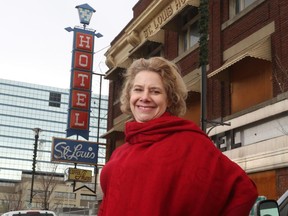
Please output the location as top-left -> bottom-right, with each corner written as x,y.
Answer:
51,137 -> 98,165
67,28 -> 95,140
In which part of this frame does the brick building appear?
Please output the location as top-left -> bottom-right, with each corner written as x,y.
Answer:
102,0 -> 288,200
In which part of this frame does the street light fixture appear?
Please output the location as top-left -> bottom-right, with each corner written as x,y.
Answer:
76,3 -> 96,29
66,3 -> 103,38
29,127 -> 42,206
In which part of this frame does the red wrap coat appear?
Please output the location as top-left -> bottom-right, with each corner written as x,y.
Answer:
98,112 -> 258,216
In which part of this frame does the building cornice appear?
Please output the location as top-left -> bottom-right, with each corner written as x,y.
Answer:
105,0 -> 200,70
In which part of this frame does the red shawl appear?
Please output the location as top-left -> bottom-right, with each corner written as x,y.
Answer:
98,113 -> 258,216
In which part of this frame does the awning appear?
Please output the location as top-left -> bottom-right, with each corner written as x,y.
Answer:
208,37 -> 271,78
128,30 -> 164,59
183,67 -> 201,92
101,122 -> 125,139
129,40 -> 163,59
104,57 -> 133,80
101,116 -> 132,139
104,66 -> 125,80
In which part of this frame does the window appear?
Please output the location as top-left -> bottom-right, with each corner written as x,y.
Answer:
178,7 -> 200,54
230,0 -> 256,17
49,92 -> 61,107
81,194 -> 97,201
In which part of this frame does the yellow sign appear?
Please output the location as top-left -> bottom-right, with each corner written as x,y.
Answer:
68,168 -> 92,182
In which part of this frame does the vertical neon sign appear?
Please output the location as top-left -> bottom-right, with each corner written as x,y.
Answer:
67,28 -> 94,140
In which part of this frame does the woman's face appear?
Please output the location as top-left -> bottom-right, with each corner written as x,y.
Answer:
130,70 -> 168,123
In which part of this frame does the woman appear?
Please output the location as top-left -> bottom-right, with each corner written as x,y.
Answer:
98,57 -> 258,216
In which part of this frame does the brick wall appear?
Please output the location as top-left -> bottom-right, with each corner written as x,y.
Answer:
207,0 -> 288,120
164,30 -> 178,60
133,0 -> 153,18
272,0 -> 288,95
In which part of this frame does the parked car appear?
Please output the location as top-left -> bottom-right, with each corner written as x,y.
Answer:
1,210 -> 57,216
255,199 -> 280,216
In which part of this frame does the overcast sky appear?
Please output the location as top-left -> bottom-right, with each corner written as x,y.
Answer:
0,0 -> 138,95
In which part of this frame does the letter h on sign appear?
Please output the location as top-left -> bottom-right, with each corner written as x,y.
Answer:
67,28 -> 94,140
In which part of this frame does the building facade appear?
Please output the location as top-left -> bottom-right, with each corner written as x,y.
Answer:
0,78 -> 107,212
103,0 -> 288,201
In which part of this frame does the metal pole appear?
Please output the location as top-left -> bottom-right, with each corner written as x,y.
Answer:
30,128 -> 41,205
201,65 -> 207,132
199,0 -> 209,133
95,73 -> 103,195
96,74 -> 103,143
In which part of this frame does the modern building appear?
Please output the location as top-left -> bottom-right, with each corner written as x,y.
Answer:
0,78 -> 107,212
103,0 -> 288,201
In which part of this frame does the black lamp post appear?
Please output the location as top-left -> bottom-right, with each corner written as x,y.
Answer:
199,0 -> 209,133
29,127 -> 42,205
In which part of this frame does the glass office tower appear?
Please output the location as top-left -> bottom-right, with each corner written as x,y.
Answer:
0,78 -> 107,181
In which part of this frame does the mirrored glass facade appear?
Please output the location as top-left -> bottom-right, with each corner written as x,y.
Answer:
0,78 -> 108,181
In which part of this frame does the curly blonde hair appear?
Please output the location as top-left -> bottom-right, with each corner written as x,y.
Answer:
120,57 -> 188,116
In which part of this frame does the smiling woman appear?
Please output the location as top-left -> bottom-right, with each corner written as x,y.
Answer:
120,57 -> 187,118
97,57 -> 258,216
129,70 -> 168,122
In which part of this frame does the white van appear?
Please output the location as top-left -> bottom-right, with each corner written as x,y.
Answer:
1,210 -> 57,216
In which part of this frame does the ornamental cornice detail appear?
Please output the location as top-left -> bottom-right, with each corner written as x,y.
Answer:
126,30 -> 141,47
105,55 -> 115,68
